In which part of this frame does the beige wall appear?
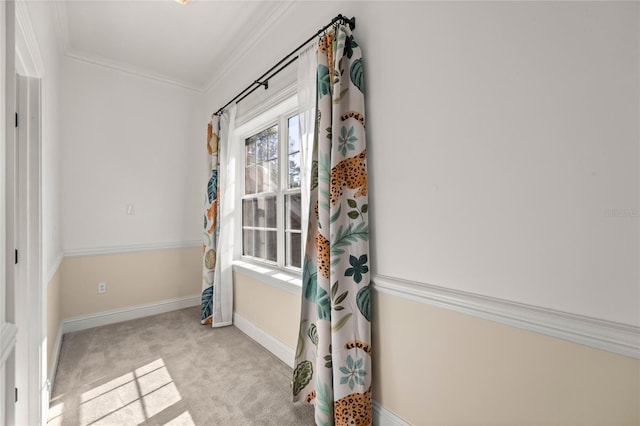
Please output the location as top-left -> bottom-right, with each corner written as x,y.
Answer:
233,272 -> 301,349
234,273 -> 640,425
60,247 -> 202,319
372,291 -> 639,425
46,265 -> 61,374
46,247 -> 201,384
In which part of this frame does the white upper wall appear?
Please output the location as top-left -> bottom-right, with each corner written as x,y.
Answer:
204,1 -> 639,326
60,58 -> 202,252
365,2 -> 638,326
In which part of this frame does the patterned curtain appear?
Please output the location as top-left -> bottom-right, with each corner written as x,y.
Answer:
293,24 -> 371,426
201,115 -> 221,325
201,107 -> 236,328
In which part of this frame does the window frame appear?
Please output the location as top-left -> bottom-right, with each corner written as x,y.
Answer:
235,95 -> 302,273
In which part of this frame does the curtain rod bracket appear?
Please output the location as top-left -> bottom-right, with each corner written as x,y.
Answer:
334,14 -> 355,30
255,80 -> 269,90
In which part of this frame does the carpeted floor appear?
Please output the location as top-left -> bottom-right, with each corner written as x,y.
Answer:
48,307 -> 315,425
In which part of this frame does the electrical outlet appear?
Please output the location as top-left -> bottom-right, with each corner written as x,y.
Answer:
98,282 -> 106,294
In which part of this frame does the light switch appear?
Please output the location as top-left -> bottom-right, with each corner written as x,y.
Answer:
126,204 -> 135,215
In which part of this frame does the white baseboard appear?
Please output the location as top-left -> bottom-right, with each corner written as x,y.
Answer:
47,324 -> 63,397
61,294 -> 200,334
233,312 -> 295,368
373,401 -> 410,426
232,312 -> 408,426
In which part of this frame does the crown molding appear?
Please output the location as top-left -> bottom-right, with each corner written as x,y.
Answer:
53,1 -> 200,91
373,274 -> 640,360
51,1 -> 294,94
202,1 -> 294,94
64,50 -> 203,92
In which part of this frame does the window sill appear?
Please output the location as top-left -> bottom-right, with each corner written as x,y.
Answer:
232,260 -> 302,295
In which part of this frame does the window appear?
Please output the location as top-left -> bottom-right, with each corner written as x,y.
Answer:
241,106 -> 302,269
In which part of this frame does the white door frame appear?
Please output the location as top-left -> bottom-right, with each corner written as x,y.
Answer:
13,1 -> 45,424
1,1 -> 18,425
14,73 -> 43,426
1,1 -> 47,423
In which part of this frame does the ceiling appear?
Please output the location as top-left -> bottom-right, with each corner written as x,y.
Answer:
54,0 -> 292,92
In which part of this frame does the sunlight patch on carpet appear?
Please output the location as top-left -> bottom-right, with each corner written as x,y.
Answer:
164,410 -> 196,425
64,358 -> 188,425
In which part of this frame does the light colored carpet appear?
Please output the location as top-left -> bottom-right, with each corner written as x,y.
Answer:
48,307 -> 315,425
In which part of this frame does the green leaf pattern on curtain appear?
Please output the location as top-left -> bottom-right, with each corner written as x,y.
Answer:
318,64 -> 332,98
293,24 -> 372,426
201,117 -> 221,325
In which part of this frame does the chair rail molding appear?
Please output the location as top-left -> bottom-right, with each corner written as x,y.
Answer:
372,274 -> 640,359
63,240 -> 201,257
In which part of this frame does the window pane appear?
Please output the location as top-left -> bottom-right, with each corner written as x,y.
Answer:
242,199 -> 254,227
266,231 -> 277,262
254,229 -> 266,259
245,165 -> 256,195
256,138 -> 267,163
267,127 -> 279,161
245,140 -> 255,166
243,229 -> 254,257
267,159 -> 278,192
255,163 -> 266,193
254,160 -> 278,194
288,152 -> 300,189
242,116 -> 307,267
288,115 -> 300,154
286,193 -> 301,230
265,196 -> 277,228
248,124 -> 277,163
286,232 -> 302,268
255,198 -> 266,227
257,162 -> 266,194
